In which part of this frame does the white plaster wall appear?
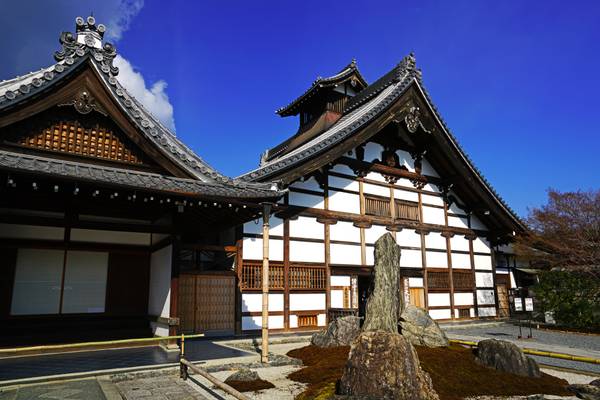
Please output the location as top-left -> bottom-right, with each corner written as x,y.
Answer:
330,243 -> 362,265
451,253 -> 472,269
317,313 -> 326,326
329,176 -> 359,192
474,255 -> 493,270
364,171 -> 387,183
448,216 -> 470,229
425,233 -> 447,250
289,240 -> 325,263
476,272 -> 494,287
149,245 -> 172,337
330,163 -> 355,176
477,289 -> 496,305
243,238 -> 284,261
421,194 -> 445,207
396,229 -> 422,248
363,142 -> 384,162
241,293 -> 284,312
429,309 -> 451,320
473,237 -> 491,254
331,276 -> 351,286
290,176 -> 322,192
289,293 -> 326,311
422,206 -> 446,225
0,223 -> 64,240
70,229 -> 151,246
393,188 -> 419,202
426,251 -> 448,268
422,182 -> 441,193
364,224 -> 389,244
396,149 -> 416,171
428,292 -> 450,307
478,307 -> 497,317
242,315 -> 284,330
288,191 -> 325,209
331,290 -> 344,308
330,221 -> 361,243
289,314 -> 298,328
243,217 -> 284,237
328,190 -> 360,214
363,182 -> 390,197
289,216 -> 324,239
454,292 -> 474,306
421,159 -> 440,177
408,277 -> 424,287
366,246 -> 375,265
510,271 -> 517,288
450,235 -> 470,252
400,249 -> 422,268
151,233 -> 169,245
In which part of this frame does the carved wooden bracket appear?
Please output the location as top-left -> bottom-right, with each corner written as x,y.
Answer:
386,224 -> 403,232
353,221 -> 372,229
440,231 -> 455,239
316,217 -> 337,225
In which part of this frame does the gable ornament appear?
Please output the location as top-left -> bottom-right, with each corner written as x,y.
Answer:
59,90 -> 107,116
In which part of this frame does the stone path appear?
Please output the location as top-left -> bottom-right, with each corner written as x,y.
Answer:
0,378 -> 113,400
116,375 -> 209,400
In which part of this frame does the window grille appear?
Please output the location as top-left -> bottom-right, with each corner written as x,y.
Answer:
365,195 -> 390,217
394,199 -> 420,221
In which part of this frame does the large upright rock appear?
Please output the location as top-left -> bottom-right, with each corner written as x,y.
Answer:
310,315 -> 361,347
400,304 -> 449,347
362,233 -> 402,333
338,331 -> 439,400
475,339 -> 541,378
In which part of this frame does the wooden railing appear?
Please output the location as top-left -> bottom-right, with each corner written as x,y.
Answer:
394,199 -> 420,221
365,195 -> 390,217
239,262 -> 326,290
289,265 -> 326,289
453,271 -> 475,290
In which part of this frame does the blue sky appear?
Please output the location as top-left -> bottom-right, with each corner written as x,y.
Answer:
1,1 -> 599,217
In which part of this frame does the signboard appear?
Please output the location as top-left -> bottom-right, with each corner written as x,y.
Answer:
514,298 -> 523,312
525,298 -> 534,312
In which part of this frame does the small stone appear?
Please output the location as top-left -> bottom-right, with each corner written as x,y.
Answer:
475,339 -> 541,378
224,368 -> 259,383
591,379 -> 600,387
568,384 -> 600,400
311,316 -> 361,347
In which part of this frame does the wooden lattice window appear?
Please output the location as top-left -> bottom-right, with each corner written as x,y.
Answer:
365,195 -> 390,217
453,271 -> 474,290
427,271 -> 450,289
239,261 -> 284,289
394,199 -> 420,221
17,120 -> 145,164
457,308 -> 471,318
298,315 -> 318,327
289,265 -> 326,289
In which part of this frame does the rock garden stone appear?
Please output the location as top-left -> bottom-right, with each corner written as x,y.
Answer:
568,383 -> 600,400
362,233 -> 402,333
475,339 -> 541,378
400,304 -> 449,347
338,330 -> 439,400
591,379 -> 600,387
311,315 -> 361,347
224,368 -> 259,383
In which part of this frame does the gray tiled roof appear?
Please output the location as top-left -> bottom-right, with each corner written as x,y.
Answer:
0,149 -> 280,199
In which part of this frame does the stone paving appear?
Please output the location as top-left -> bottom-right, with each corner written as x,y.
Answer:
115,375 -> 209,400
0,379 -> 108,400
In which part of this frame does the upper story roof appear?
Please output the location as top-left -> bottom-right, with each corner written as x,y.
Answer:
0,16 -> 282,200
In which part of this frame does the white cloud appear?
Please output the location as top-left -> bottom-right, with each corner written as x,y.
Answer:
114,55 -> 176,132
105,0 -> 145,41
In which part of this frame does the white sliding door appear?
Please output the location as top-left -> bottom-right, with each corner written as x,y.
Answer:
62,251 -> 108,313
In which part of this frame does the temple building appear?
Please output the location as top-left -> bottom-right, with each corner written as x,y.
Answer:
1,17 -> 526,344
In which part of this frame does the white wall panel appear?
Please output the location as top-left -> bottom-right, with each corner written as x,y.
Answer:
149,245 -> 172,336
317,313 -> 326,326
476,272 -> 494,287
366,246 -> 374,265
289,216 -> 324,239
363,183 -> 390,197
243,238 -> 284,261
396,149 -> 416,171
363,141 -> 384,162
288,191 -> 325,209
241,293 -> 284,312
426,251 -> 448,268
477,307 -> 497,317
331,290 -> 344,308
454,292 -> 474,306
396,229 -> 422,248
422,206 -> 446,225
393,188 -> 419,202
364,224 -> 389,244
365,171 -> 387,183
421,194 -> 445,207
329,176 -> 359,192
451,253 -> 472,269
289,314 -> 298,328
70,229 -> 151,245
473,237 -> 492,254
289,293 -> 326,311
425,233 -> 447,250
243,216 -> 283,237
330,243 -> 361,265
474,254 -> 493,270
421,159 -> 440,177
242,315 -> 284,330
290,176 -> 322,192
400,249 -> 422,268
330,221 -> 361,243
328,190 -> 360,214
289,240 -> 324,263
330,275 -> 351,286
408,277 -> 423,287
331,163 -> 355,175
62,251 -> 108,314
448,216 -> 469,229
428,292 -> 450,307
429,309 -> 451,320
450,235 -> 470,252
477,289 -> 496,305
0,224 -> 64,241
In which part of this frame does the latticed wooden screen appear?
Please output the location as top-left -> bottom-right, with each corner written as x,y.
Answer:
427,271 -> 450,289
289,265 -> 326,289
240,262 -> 326,290
453,271 -> 475,290
298,315 -> 318,327
18,121 -> 145,164
365,195 -> 390,217
394,199 -> 420,221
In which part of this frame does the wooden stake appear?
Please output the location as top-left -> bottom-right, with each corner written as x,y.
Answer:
261,203 -> 272,363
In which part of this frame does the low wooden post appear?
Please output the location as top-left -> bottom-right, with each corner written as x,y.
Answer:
261,202 -> 272,363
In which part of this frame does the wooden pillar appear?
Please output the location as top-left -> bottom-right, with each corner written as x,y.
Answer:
261,203 -> 271,363
323,172 -> 331,322
418,192 -> 428,310
283,216 -> 290,330
468,235 -> 478,317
